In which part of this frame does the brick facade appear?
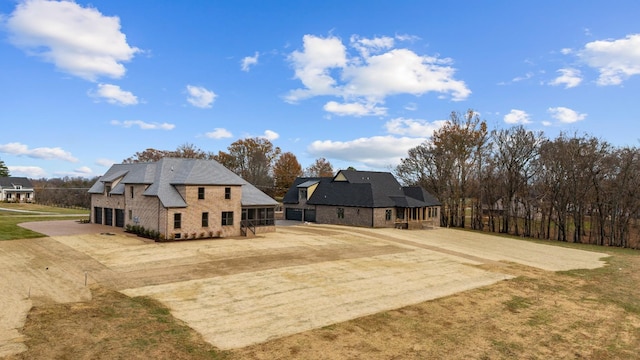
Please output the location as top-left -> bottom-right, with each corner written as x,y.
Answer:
90,159 -> 278,240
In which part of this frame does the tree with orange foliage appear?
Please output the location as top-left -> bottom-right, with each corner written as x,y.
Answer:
272,152 -> 302,199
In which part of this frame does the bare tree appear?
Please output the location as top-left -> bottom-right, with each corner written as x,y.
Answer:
305,158 -> 334,177
491,125 -> 543,236
214,137 -> 281,195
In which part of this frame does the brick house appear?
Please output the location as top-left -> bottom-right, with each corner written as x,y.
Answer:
282,170 -> 441,229
0,177 -> 35,203
88,158 -> 278,239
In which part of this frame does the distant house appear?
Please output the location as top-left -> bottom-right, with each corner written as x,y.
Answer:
88,158 -> 278,240
0,177 -> 35,203
282,170 -> 441,229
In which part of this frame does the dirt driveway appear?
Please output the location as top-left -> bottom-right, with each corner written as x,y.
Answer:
1,221 -> 607,355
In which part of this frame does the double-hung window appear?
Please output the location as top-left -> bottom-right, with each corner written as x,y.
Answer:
174,213 -> 182,229
221,211 -> 233,226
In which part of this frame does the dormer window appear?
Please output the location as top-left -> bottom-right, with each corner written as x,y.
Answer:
299,189 -> 307,200
105,185 -> 111,197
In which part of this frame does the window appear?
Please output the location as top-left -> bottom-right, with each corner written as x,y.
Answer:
385,209 -> 392,221
299,189 -> 307,200
128,210 -> 132,220
337,208 -> 344,219
433,207 -> 438,218
225,187 -> 231,199
198,187 -> 205,200
105,185 -> 111,197
202,212 -> 209,227
222,211 -> 234,226
174,213 -> 182,229
130,186 -> 134,198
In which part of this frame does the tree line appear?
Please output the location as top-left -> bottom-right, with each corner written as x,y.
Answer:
31,176 -> 98,209
395,110 -> 640,249
6,109 -> 638,249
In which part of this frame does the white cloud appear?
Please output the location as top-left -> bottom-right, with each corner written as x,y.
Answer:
308,135 -> 425,168
262,130 -> 280,141
350,35 -> 395,57
286,34 -> 470,112
323,101 -> 387,117
74,166 -> 93,174
342,48 -> 470,102
186,85 -> 216,108
512,72 -> 533,82
5,0 -> 139,81
110,120 -> 175,130
579,34 -> 640,85
504,109 -> 531,124
285,35 -> 347,102
95,158 -> 115,167
404,102 -> 418,111
384,118 -> 447,137
0,142 -> 78,162
548,107 -> 587,123
542,121 -> 553,127
549,68 -> 583,88
205,128 -> 233,139
91,83 -> 138,105
8,166 -> 47,178
241,52 -> 259,72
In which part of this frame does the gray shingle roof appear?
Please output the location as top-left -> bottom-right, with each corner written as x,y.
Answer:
283,170 -> 440,208
89,158 -> 277,208
0,177 -> 34,188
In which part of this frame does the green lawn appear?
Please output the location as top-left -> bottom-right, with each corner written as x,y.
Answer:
0,203 -> 89,240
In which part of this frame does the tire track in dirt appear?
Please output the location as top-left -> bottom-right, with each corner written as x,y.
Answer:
314,225 -> 505,266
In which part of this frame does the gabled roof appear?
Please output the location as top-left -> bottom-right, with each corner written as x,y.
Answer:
283,170 -> 440,208
282,177 -> 326,204
0,177 -> 34,189
89,158 -> 278,208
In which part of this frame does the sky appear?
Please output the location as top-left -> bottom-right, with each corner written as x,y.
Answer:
1,0 -> 640,179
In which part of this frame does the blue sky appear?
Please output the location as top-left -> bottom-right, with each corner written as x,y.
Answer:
1,0 -> 640,179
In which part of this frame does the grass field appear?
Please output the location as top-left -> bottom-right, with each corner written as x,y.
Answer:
0,203 -> 88,240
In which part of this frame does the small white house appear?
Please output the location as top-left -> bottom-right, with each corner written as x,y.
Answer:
0,177 -> 35,203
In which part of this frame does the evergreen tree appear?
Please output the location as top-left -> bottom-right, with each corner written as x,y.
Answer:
0,158 -> 9,177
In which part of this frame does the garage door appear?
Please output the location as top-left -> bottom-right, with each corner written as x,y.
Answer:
104,208 -> 113,226
286,208 -> 302,221
304,209 -> 316,222
94,207 -> 103,225
115,209 -> 125,227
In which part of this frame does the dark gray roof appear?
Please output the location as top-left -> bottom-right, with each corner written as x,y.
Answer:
0,177 -> 34,188
89,158 -> 277,208
283,170 -> 440,208
282,177 -> 325,204
402,186 -> 441,206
